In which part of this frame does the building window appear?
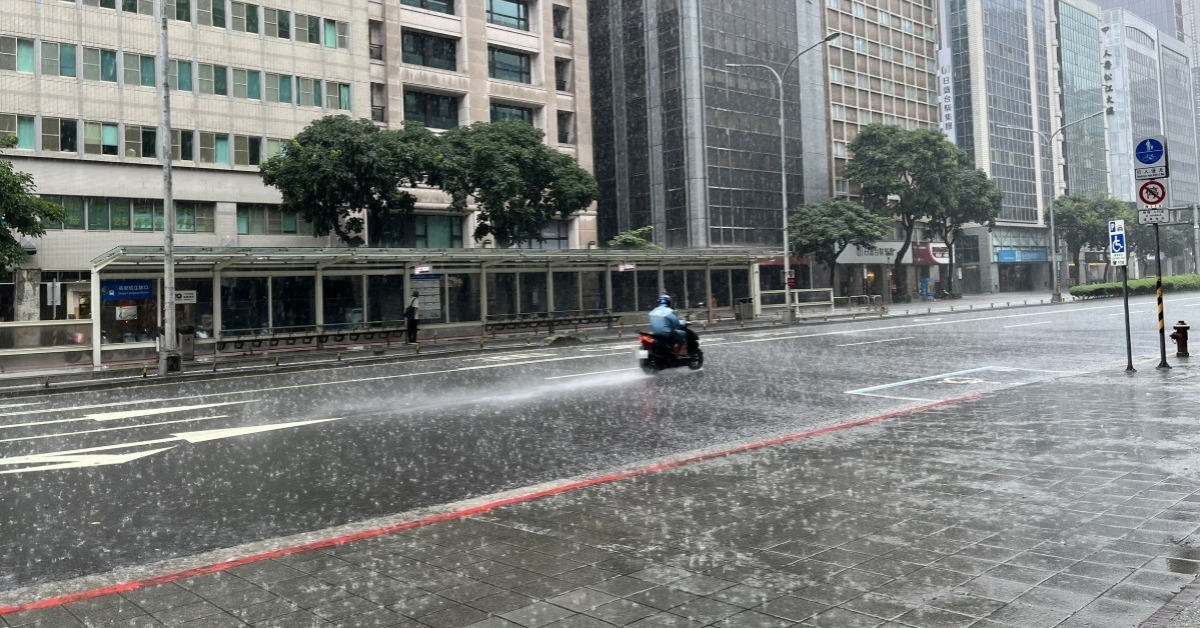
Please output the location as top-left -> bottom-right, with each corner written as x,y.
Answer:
175,201 -> 216,232
84,121 -> 119,156
0,114 -> 37,150
1,37 -> 36,73
404,91 -> 459,129
266,73 -> 292,103
81,0 -> 118,8
88,197 -> 111,230
516,219 -> 568,249
41,42 -> 77,78
414,215 -> 463,249
554,58 -> 571,91
294,14 -> 322,45
199,131 -> 229,164
487,0 -> 529,30
61,196 -> 86,230
556,111 -> 573,144
401,0 -> 454,15
169,59 -> 193,91
231,1 -> 258,33
296,77 -> 322,107
265,138 -> 286,158
123,53 -> 155,87
552,5 -> 570,39
233,135 -> 262,165
402,31 -> 457,71
121,0 -> 154,14
165,0 -> 191,21
324,19 -> 348,49
490,102 -> 534,125
232,68 -> 260,99
198,0 -> 226,27
488,47 -> 531,83
83,47 -> 118,82
264,8 -> 289,38
124,125 -> 156,158
41,117 -> 78,153
172,128 -> 195,161
237,204 -> 300,234
326,83 -> 351,110
198,63 -> 228,95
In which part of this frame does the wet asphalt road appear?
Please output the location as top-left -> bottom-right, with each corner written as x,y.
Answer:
2,294 -> 1198,592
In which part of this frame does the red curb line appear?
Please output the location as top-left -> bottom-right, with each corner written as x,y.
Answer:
0,394 -> 976,617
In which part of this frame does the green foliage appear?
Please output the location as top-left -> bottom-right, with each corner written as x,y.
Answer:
260,115 -> 438,246
1069,274 -> 1200,299
928,167 -> 1002,292
788,198 -> 890,287
0,134 -> 66,271
607,226 -> 662,250
845,124 -> 966,295
435,121 -> 598,247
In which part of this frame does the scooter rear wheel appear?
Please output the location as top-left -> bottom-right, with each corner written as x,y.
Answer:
687,351 -> 704,370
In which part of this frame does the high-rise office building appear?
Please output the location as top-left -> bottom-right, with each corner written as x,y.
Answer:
1102,9 -> 1200,207
1092,0 -> 1184,38
1057,0 -> 1110,198
0,0 -> 594,321
588,0 -> 829,249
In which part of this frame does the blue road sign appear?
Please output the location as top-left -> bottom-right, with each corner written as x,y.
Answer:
1136,138 -> 1165,165
1111,233 -> 1125,254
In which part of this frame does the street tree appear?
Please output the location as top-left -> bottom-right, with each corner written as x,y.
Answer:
607,226 -> 662,250
1053,195 -> 1124,285
788,198 -> 891,290
845,124 -> 963,297
0,134 -> 65,271
260,115 -> 438,247
928,167 -> 1002,293
435,122 -> 598,247
1127,209 -> 1191,278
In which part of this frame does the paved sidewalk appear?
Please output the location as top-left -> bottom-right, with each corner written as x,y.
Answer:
4,355 -> 1200,626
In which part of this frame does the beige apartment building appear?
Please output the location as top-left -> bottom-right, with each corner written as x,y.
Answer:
0,0 -> 593,322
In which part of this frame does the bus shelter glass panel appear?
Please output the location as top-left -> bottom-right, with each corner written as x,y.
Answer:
686,270 -> 708,308
221,277 -> 268,334
581,271 -> 606,312
175,278 -> 214,338
611,270 -> 635,312
636,270 -> 659,312
324,275 -> 364,329
99,278 -> 159,343
520,272 -> 547,316
663,270 -> 686,307
446,273 -> 480,323
711,269 -> 731,310
368,275 -> 406,326
552,272 -> 578,314
732,268 -> 751,301
411,273 -> 445,324
487,272 -> 517,319
272,277 -> 316,331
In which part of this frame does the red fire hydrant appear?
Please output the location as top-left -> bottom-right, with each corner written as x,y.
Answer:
1170,321 -> 1190,358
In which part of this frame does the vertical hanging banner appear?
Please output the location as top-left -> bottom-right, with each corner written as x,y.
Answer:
937,48 -> 955,140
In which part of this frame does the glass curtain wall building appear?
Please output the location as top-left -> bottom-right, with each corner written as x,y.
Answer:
588,0 -> 830,249
1058,0 -> 1110,198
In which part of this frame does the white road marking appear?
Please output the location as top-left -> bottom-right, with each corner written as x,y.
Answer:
1003,321 -> 1051,328
0,396 -> 232,419
0,400 -> 254,431
0,402 -> 46,410
835,337 -> 914,347
545,368 -> 639,380
173,419 -> 341,443
0,415 -> 224,444
0,448 -> 177,474
844,366 -> 1070,400
466,353 -> 556,362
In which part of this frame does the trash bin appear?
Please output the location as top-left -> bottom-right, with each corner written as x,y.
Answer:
735,297 -> 755,321
177,325 -> 196,361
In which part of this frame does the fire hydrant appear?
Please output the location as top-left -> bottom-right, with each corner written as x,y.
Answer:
1170,321 -> 1190,358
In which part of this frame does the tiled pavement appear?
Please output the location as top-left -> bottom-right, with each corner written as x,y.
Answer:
5,359 -> 1200,627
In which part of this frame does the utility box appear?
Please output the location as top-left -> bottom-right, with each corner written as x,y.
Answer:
177,325 -> 196,360
735,297 -> 755,321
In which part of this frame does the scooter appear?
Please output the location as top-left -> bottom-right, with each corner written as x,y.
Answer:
637,321 -> 703,373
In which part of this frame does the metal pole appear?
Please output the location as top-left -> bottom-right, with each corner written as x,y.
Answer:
1193,203 -> 1199,273
1045,130 -> 1062,303
775,70 -> 792,323
157,0 -> 179,374
1155,222 -> 1170,369
1123,264 -> 1135,372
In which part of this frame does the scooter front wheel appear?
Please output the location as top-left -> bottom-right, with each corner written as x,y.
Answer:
687,351 -> 704,370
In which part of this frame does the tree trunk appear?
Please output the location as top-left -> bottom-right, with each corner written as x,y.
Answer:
944,231 -> 956,294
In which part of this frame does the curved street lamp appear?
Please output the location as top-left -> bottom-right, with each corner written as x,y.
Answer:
726,31 -> 840,322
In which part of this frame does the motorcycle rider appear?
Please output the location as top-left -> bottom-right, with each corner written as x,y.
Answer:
648,294 -> 699,356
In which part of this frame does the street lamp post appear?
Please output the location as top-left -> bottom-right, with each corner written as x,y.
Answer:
727,31 -> 839,323
996,110 -> 1105,303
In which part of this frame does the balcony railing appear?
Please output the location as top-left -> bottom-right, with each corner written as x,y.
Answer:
371,106 -> 388,123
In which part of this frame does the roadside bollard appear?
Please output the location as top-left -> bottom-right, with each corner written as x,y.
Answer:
479,338 -> 486,348
274,356 -> 280,367
212,360 -> 217,372
414,342 -> 421,354
1170,321 -> 1191,357
141,366 -> 148,378
336,352 -> 342,361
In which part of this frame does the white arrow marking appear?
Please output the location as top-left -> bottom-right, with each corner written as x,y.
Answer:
0,396 -> 215,418
172,418 -> 342,443
0,416 -> 224,444
0,400 -> 255,431
0,402 -> 47,410
0,448 -> 177,474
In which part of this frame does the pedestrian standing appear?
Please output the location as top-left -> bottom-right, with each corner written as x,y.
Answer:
405,290 -> 419,344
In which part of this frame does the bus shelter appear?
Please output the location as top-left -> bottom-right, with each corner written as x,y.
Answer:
63,246 -> 773,367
